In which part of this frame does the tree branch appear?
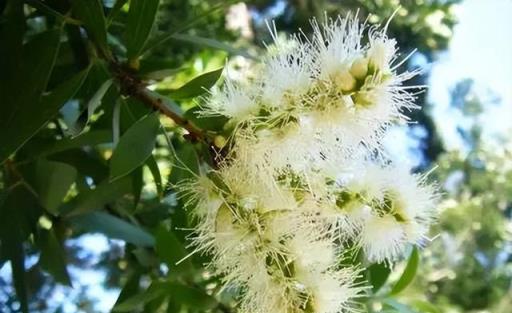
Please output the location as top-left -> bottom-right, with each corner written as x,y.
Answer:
109,61 -> 210,144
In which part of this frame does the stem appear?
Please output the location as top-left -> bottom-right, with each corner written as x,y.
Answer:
109,61 -> 210,144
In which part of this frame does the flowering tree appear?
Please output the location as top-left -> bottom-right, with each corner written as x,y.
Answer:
0,1 -> 457,312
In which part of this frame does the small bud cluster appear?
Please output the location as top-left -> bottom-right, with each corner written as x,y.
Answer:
181,14 -> 438,313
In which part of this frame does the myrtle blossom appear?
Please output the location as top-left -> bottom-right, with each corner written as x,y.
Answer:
179,12 -> 438,313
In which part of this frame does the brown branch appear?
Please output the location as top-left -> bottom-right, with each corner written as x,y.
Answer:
109,61 -> 210,144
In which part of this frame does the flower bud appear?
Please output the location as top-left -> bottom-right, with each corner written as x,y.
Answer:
333,70 -> 356,93
214,135 -> 227,149
353,90 -> 375,107
350,57 -> 369,79
128,57 -> 140,70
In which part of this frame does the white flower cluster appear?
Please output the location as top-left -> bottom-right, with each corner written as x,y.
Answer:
181,14 -> 438,313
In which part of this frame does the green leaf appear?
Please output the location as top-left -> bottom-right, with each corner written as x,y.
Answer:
69,211 -> 155,246
114,271 -> 142,308
113,99 -> 121,146
110,112 -> 160,181
35,160 -> 77,215
144,32 -> 256,59
141,67 -> 183,81
162,282 -> 217,310
0,30 -> 70,163
155,226 -> 193,271
106,0 -> 128,27
21,30 -> 62,101
70,0 -> 109,55
5,237 -> 28,313
38,228 -> 71,286
113,282 -> 165,312
391,247 -> 420,295
368,262 -> 391,293
0,185 -> 42,313
132,166 -> 143,207
87,78 -> 113,120
184,106 -> 228,132
161,67 -> 223,99
409,300 -> 441,313
125,0 -> 160,61
170,34 -> 256,59
65,176 -> 132,216
143,89 -> 183,114
383,299 -> 418,313
115,280 -> 218,311
39,129 -> 112,157
0,0 -> 25,76
26,0 -> 82,25
146,156 -> 163,198
168,144 -> 200,185
49,149 -> 109,183
0,69 -> 89,162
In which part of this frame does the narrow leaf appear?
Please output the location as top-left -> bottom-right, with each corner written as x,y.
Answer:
132,166 -> 143,207
64,176 -> 132,216
146,156 -> 163,198
35,160 -> 77,215
113,271 -> 142,308
106,0 -> 128,26
0,30 -> 65,162
126,0 -> 160,60
26,0 -> 82,25
87,78 -> 113,120
173,33 -> 256,59
49,130 -> 111,155
69,211 -> 155,246
409,300 -> 441,313
368,262 -> 391,293
0,68 -> 89,162
48,149 -> 109,183
184,106 -> 228,132
383,299 -> 418,313
8,239 -> 28,313
70,0 -> 109,54
110,112 -> 160,181
144,32 -> 256,59
113,100 -> 121,146
168,144 -> 199,185
38,228 -> 71,285
391,247 -> 420,295
162,282 -> 217,310
0,185 -> 42,313
161,67 -> 223,99
113,283 -> 165,312
155,226 -> 192,271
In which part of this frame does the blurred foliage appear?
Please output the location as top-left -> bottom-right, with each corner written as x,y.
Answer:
406,80 -> 512,312
3,1 -> 503,313
251,0 -> 459,55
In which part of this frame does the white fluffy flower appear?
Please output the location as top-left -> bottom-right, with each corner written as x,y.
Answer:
333,164 -> 438,263
183,12 -> 438,313
199,13 -> 420,173
260,37 -> 313,111
200,75 -> 259,123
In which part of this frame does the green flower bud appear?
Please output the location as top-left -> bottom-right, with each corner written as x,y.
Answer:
214,135 -> 227,149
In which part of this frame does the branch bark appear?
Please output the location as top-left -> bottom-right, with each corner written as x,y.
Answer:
109,61 -> 211,144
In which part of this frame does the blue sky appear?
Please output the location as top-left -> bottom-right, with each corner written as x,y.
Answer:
429,0 -> 512,149
385,0 -> 512,164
